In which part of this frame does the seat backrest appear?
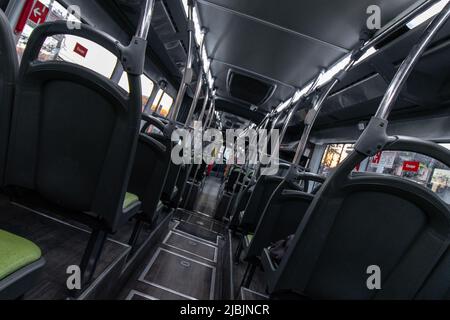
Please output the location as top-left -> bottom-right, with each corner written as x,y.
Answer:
225,166 -> 243,192
192,163 -> 206,183
239,175 -> 284,233
0,10 -> 18,185
5,22 -> 142,232
161,160 -> 181,205
246,189 -> 314,261
128,116 -> 172,222
173,163 -> 188,207
229,181 -> 255,227
246,173 -> 325,260
273,137 -> 450,300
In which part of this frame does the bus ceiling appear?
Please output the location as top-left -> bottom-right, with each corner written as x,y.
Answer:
7,0 -> 449,127
193,0 -> 425,112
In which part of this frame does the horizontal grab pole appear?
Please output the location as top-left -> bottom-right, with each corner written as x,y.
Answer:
376,0 -> 450,120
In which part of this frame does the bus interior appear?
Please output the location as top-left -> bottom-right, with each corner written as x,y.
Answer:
0,0 -> 449,301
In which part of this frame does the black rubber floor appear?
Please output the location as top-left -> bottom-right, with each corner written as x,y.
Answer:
0,199 -> 129,300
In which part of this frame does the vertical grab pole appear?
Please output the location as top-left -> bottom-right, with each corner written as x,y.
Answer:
205,98 -> 216,129
184,94 -> 215,209
198,90 -> 210,124
274,69 -> 325,163
292,58 -> 357,166
253,111 -> 283,179
152,81 -> 167,116
185,29 -> 208,127
169,1 -> 195,121
226,118 -> 269,220
203,97 -> 214,130
137,0 -> 156,39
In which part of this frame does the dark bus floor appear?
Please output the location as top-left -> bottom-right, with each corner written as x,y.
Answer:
119,177 -> 268,301
0,196 -> 132,299
0,177 -> 268,300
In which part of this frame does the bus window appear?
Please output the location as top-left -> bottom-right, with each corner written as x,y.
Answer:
150,89 -> 174,117
16,0 -> 81,62
119,73 -> 155,108
16,1 -> 118,78
38,35 -> 117,78
319,143 -> 450,204
318,144 -> 354,176
361,149 -> 450,204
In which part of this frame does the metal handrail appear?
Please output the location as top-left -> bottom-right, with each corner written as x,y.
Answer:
376,0 -> 450,120
136,0 -> 156,40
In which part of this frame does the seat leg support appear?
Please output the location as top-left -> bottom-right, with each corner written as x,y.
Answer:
235,262 -> 257,299
234,238 -> 243,265
243,263 -> 257,288
80,228 -> 107,287
128,219 -> 144,248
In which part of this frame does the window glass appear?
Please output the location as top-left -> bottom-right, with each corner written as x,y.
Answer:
319,143 -> 450,204
318,144 -> 354,176
16,0 -> 117,79
360,150 -> 450,204
150,89 -> 174,118
145,124 -> 163,136
119,73 -> 155,108
17,0 -> 81,61
39,35 -> 117,78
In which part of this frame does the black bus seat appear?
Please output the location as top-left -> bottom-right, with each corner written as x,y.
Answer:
130,114 -> 172,223
0,10 -> 18,186
127,115 -> 173,246
241,173 -> 326,256
232,169 -> 316,261
237,172 -> 325,288
261,137 -> 450,299
234,175 -> 285,234
0,229 -> 45,299
214,169 -> 252,222
172,163 -> 188,208
147,118 -> 185,210
229,163 -> 291,230
0,10 -> 47,300
181,162 -> 207,210
161,153 -> 182,208
224,166 -> 244,193
4,22 -> 143,286
228,182 -> 255,229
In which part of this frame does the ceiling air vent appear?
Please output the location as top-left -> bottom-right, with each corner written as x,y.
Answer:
227,71 -> 275,106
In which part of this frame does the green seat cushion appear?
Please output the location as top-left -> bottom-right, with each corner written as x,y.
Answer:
123,192 -> 139,210
245,234 -> 254,245
0,230 -> 42,281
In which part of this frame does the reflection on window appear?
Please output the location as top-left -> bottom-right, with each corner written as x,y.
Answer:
16,1 -> 118,79
145,125 -> 163,136
39,35 -> 117,78
16,0 -> 81,62
150,89 -> 174,118
119,74 -> 155,108
319,143 -> 450,204
319,144 -> 354,176
361,150 -> 450,204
